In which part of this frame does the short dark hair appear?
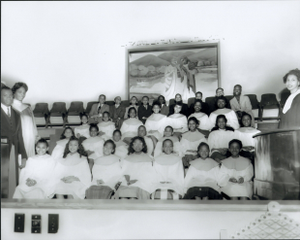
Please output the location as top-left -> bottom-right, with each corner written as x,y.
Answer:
152,102 -> 161,109
162,139 -> 173,147
102,111 -> 110,117
164,125 -> 174,132
11,82 -> 28,94
175,93 -> 182,98
127,107 -> 137,118
104,139 -> 116,154
240,112 -> 253,127
128,136 -> 147,155
234,84 -> 242,89
195,91 -> 203,96
194,99 -> 202,107
89,124 -> 99,132
60,126 -> 75,139
35,138 -> 49,154
113,129 -> 122,136
283,69 -> 300,83
142,96 -> 149,101
197,142 -> 210,153
229,139 -> 243,149
80,113 -> 88,120
188,116 -> 199,126
99,94 -> 106,100
216,87 -> 224,93
1,86 -> 11,92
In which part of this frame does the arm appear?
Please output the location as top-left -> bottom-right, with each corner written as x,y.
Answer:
243,96 -> 253,112
89,104 -> 98,118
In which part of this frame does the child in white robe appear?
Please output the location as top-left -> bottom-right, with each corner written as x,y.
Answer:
154,126 -> 182,157
13,139 -> 56,199
208,115 -> 235,163
86,140 -> 122,199
188,100 -> 210,131
218,139 -> 254,200
183,142 -> 222,200
137,125 -> 156,158
123,96 -> 139,120
53,137 -> 91,199
74,113 -> 90,139
152,139 -> 184,199
180,117 -> 207,168
167,102 -> 188,140
113,136 -> 156,199
112,129 -> 128,159
145,103 -> 168,141
51,127 -> 75,160
97,111 -> 116,141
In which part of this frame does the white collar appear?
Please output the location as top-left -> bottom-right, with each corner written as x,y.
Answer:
1,103 -> 11,114
12,99 -> 29,112
283,88 -> 300,114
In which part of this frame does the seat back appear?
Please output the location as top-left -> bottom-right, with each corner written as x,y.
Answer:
85,101 -> 98,115
260,93 -> 279,108
68,101 -> 85,115
205,96 -> 217,114
121,100 -> 130,108
50,102 -> 67,115
225,95 -> 234,102
168,98 -> 175,106
33,103 -> 49,116
105,101 -> 115,106
187,97 -> 195,108
245,94 -> 260,109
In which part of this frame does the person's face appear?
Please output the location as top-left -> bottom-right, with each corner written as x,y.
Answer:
142,97 -> 148,105
174,105 -> 182,114
115,97 -> 121,105
103,142 -> 114,156
103,113 -> 109,121
229,142 -> 241,158
152,105 -> 160,114
132,139 -> 144,153
158,96 -> 164,105
69,140 -> 79,154
242,115 -> 251,127
188,120 -> 198,131
36,142 -> 48,156
175,94 -> 182,102
233,86 -> 242,96
163,140 -> 173,155
181,58 -> 188,64
217,117 -> 226,129
113,132 -> 121,142
64,129 -> 73,139
138,126 -> 146,137
81,116 -> 88,124
99,95 -> 106,104
217,99 -> 226,109
198,145 -> 209,159
90,127 -> 98,137
14,87 -> 27,101
286,74 -> 300,92
194,102 -> 202,112
129,108 -> 136,118
195,93 -> 202,100
164,127 -> 173,137
1,89 -> 13,106
131,97 -> 137,105
216,89 -> 224,97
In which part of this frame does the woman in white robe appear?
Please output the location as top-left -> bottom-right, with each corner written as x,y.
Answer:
183,142 -> 222,200
74,113 -> 90,139
188,100 -> 210,131
208,115 -> 236,162
145,103 -> 168,141
13,139 -> 55,199
53,137 -> 91,199
97,112 -> 116,141
11,82 -> 39,157
112,129 -> 129,159
152,139 -> 184,199
218,139 -> 253,200
208,96 -> 240,130
86,140 -> 122,199
113,137 -> 156,199
124,96 -> 139,120
51,127 -> 75,160
167,103 -> 188,139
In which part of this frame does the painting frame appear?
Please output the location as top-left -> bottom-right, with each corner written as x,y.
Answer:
126,41 -> 221,103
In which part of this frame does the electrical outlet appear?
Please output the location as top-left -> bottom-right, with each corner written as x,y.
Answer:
48,214 -> 59,233
31,215 -> 41,233
14,213 -> 25,233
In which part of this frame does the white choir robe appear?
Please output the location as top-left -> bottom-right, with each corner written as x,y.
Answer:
154,136 -> 182,158
167,114 -> 188,133
184,158 -> 221,194
144,136 -> 155,158
97,121 -> 116,141
113,140 -> 129,159
82,136 -> 105,160
153,153 -> 185,196
91,155 -> 122,190
218,156 -> 253,198
208,108 -> 240,130
188,112 -> 210,130
120,118 -> 143,139
74,124 -> 90,139
13,154 -> 56,199
51,138 -> 69,161
235,127 -> 261,150
52,153 -> 91,199
180,131 -> 207,156
208,129 -> 235,154
119,153 -> 156,194
145,113 -> 169,140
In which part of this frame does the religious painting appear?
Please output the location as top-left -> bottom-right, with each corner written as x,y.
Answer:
127,41 -> 220,103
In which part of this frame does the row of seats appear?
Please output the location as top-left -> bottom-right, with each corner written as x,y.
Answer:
32,93 -> 286,127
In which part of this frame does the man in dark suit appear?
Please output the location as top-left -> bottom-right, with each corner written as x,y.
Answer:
168,93 -> 189,117
1,86 -> 27,198
88,94 -> 110,124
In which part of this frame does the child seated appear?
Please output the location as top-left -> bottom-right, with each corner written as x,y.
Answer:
218,139 -> 254,200
154,126 -> 182,157
97,111 -> 116,141
183,143 -> 222,200
188,100 -> 211,131
86,140 -> 122,199
53,137 -> 91,199
13,139 -> 56,199
152,139 -> 184,200
112,129 -> 128,159
51,127 -> 75,160
208,115 -> 235,163
110,96 -> 125,129
74,113 -> 90,140
167,102 -> 188,140
137,125 -> 157,158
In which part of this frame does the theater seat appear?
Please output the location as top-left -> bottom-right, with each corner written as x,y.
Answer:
85,101 -> 98,115
225,95 -> 234,102
205,96 -> 216,115
105,101 -> 115,106
245,94 -> 261,120
33,103 -> 50,127
67,101 -> 85,124
260,93 -> 280,121
168,98 -> 175,106
121,100 -> 130,108
49,102 -> 68,126
187,97 -> 195,108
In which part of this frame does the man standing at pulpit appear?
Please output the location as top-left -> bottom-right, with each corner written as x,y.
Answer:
1,86 -> 27,199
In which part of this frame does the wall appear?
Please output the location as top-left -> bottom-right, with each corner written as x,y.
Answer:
1,1 -> 300,110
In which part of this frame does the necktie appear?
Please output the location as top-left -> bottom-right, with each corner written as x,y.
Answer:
7,107 -> 11,117
98,105 -> 101,112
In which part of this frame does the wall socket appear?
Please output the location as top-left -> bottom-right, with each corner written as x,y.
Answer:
31,215 -> 41,233
48,214 -> 59,233
14,213 -> 25,232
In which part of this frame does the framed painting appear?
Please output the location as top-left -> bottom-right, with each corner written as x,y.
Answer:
126,41 -> 220,103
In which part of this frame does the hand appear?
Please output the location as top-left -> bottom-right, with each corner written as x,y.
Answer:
61,176 -> 79,183
26,178 -> 37,187
19,158 -> 27,169
229,178 -> 238,183
238,177 -> 244,184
